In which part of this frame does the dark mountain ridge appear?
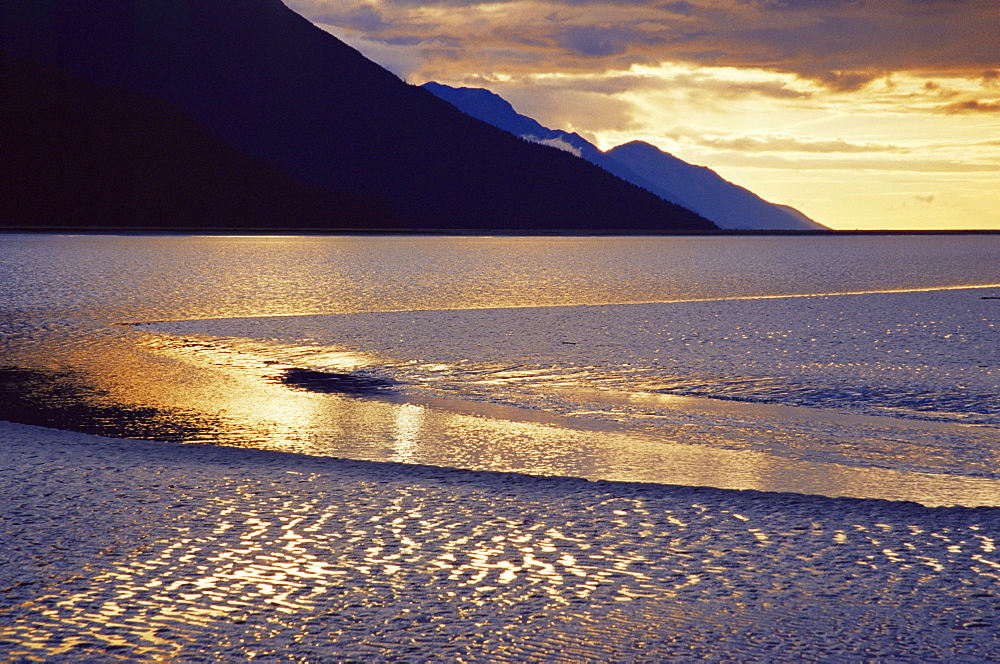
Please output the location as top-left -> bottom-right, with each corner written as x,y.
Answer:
2,0 -> 715,232
2,55 -> 393,230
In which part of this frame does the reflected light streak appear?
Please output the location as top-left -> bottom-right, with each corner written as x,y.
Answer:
621,282 -> 1000,307
133,282 -> 1000,326
390,403 -> 426,463
123,330 -> 1000,508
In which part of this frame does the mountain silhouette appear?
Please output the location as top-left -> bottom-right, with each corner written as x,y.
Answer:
422,82 -> 825,231
420,82 -> 689,209
3,56 -> 393,230
1,0 -> 715,233
606,142 -> 826,231
421,82 -> 595,158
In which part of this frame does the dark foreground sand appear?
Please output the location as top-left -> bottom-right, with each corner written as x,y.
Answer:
1,420 -> 998,662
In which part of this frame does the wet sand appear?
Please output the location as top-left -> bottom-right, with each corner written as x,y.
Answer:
1,420 -> 998,661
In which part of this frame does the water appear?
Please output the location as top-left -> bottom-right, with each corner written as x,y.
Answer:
3,232 -> 1000,661
2,233 -> 999,505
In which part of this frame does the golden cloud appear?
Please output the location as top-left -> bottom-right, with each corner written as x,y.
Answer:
294,0 -> 1000,88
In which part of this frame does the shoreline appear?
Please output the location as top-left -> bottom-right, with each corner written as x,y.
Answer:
4,227 -> 1000,236
2,420 -> 998,660
4,358 -> 999,508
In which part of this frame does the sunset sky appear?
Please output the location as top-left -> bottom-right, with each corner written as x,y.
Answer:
289,0 -> 999,230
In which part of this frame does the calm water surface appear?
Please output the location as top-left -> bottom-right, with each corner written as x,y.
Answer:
2,233 -> 999,506
3,233 -> 999,320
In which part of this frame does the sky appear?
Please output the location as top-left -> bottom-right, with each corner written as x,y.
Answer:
290,0 -> 999,230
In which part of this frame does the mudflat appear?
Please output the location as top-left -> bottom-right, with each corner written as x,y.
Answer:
2,421 -> 997,661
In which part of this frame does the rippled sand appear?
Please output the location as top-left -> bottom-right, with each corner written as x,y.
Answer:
1,420 -> 998,661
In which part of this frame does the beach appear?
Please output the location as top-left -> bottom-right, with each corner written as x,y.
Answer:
2,233 -> 999,660
2,420 -> 998,661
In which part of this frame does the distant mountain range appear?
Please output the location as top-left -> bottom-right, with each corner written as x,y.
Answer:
1,0 -> 714,233
423,82 -> 825,231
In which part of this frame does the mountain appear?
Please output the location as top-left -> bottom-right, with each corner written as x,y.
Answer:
605,142 -> 827,231
421,82 -> 825,231
2,55 -> 392,230
420,82 -> 688,208
420,82 -> 595,158
1,0 -> 714,233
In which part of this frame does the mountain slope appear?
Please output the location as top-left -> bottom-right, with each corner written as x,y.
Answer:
2,55 -> 393,230
605,142 -> 827,231
1,0 -> 714,232
420,82 -> 688,207
422,82 -> 825,231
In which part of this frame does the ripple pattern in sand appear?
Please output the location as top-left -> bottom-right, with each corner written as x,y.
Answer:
1,424 -> 999,661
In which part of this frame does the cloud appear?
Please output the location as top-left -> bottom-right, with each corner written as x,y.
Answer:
672,72 -> 813,99
317,28 -> 431,78
657,126 -> 909,154
702,135 -> 906,154
700,152 -> 1000,172
291,0 -> 999,231
891,193 -> 939,210
661,2 -> 698,16
555,26 -> 634,58
809,70 -> 877,93
327,4 -> 390,32
291,0 -> 1000,90
522,135 -> 584,156
939,99 -> 1000,114
491,83 -> 641,136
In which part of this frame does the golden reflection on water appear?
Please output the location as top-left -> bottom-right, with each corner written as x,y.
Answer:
56,330 -> 998,508
391,404 -> 426,463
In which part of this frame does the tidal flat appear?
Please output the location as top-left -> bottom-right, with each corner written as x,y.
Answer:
2,233 -> 999,660
2,421 -> 999,661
